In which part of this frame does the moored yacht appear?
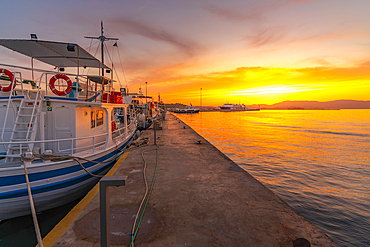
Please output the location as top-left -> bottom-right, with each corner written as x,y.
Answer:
173,105 -> 200,114
220,103 -> 260,111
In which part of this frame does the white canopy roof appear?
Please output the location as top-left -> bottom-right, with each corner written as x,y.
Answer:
0,39 -> 109,69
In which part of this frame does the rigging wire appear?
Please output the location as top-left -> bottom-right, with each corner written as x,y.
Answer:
116,46 -> 128,88
92,40 -> 101,57
83,39 -> 100,75
104,45 -> 122,89
109,44 -> 123,89
86,39 -> 100,53
90,43 -> 101,76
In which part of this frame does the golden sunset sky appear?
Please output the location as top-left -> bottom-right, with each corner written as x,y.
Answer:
1,0 -> 370,106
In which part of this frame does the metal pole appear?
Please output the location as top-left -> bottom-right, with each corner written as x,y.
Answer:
40,112 -> 45,153
77,45 -> 80,78
101,21 -> 105,77
31,57 -> 34,83
145,82 -> 148,119
100,176 -> 126,247
200,88 -> 202,111
124,106 -> 128,138
77,46 -> 80,98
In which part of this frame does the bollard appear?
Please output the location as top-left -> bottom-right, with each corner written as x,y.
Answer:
100,176 -> 127,247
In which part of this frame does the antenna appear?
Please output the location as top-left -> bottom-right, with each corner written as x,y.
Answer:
84,21 -> 118,76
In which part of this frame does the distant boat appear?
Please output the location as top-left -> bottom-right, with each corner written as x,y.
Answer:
220,103 -> 260,111
173,105 -> 200,114
131,94 -> 163,130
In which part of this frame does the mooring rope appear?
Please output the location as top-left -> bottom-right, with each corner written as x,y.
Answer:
19,135 -> 149,247
31,137 -> 149,177
21,153 -> 44,247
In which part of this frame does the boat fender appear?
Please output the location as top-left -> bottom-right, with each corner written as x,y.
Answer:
111,121 -> 116,133
137,113 -> 145,122
0,68 -> 17,92
135,130 -> 141,138
49,74 -> 73,96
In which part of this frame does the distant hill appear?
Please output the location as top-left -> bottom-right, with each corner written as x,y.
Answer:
250,100 -> 370,109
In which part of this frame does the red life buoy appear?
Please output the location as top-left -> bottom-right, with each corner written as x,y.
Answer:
49,74 -> 73,96
111,121 -> 116,133
0,68 -> 16,92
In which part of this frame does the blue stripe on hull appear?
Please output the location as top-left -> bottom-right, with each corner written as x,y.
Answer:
0,163 -> 114,220
0,160 -> 112,200
0,132 -> 135,200
0,148 -> 118,187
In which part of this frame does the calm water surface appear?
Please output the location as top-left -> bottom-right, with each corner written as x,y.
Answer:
175,109 -> 370,247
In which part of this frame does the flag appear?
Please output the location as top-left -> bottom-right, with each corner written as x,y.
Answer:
113,42 -> 118,47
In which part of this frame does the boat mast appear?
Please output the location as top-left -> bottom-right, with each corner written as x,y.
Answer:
84,21 -> 118,77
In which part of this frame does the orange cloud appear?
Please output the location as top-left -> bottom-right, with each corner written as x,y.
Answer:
203,0 -> 320,22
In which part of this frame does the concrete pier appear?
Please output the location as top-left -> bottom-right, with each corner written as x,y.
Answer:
47,112 -> 338,246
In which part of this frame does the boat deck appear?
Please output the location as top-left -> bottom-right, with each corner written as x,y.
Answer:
45,112 -> 338,246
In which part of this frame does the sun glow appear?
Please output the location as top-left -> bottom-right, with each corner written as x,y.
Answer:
229,85 -> 318,96
152,64 -> 370,106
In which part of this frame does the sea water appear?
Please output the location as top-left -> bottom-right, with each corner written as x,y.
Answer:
0,166 -> 112,247
175,109 -> 370,247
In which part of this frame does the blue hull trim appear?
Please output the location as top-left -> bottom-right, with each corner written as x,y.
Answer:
0,133 -> 135,200
44,96 -> 78,101
0,96 -> 25,99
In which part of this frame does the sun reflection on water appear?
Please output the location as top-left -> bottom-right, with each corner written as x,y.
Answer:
175,109 -> 370,247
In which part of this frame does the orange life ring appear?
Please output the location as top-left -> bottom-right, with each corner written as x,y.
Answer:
111,121 -> 116,133
49,74 -> 73,96
0,68 -> 16,92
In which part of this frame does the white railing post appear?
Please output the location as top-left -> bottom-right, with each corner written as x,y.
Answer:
124,107 -> 127,139
40,112 -> 46,153
92,136 -> 95,154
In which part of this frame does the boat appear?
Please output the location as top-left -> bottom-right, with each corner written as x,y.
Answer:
220,103 -> 260,111
131,93 -> 157,130
0,25 -> 138,220
173,105 -> 200,114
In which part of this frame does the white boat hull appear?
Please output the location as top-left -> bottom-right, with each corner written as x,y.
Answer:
0,36 -> 139,221
0,131 -> 136,220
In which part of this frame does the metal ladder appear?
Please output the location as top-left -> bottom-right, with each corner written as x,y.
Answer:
6,99 -> 42,162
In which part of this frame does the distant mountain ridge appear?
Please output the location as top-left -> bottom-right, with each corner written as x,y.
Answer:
250,100 -> 370,109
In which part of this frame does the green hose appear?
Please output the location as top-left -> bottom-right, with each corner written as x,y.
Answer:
129,137 -> 160,247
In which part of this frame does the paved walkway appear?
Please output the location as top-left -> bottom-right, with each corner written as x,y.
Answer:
49,112 -> 338,246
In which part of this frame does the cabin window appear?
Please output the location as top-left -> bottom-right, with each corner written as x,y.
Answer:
91,111 -> 95,128
96,110 -> 104,126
